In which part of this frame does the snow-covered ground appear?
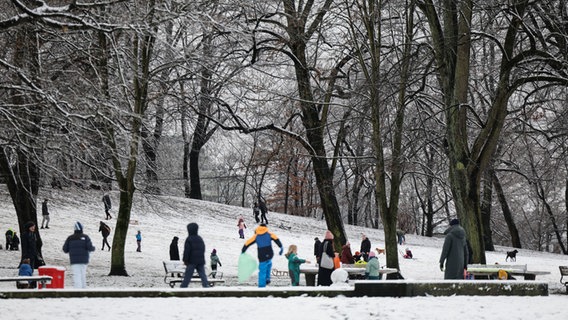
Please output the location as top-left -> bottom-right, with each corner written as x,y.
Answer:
1,186 -> 567,319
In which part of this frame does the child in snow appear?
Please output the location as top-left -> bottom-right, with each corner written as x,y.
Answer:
17,258 -> 34,289
285,244 -> 310,286
210,249 -> 222,278
365,251 -> 381,280
237,215 -> 247,239
136,230 -> 142,252
404,248 -> 413,259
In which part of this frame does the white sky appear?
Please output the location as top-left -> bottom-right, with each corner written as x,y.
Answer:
1,186 -> 567,319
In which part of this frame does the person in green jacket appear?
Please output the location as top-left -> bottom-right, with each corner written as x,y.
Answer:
285,244 -> 310,286
365,251 -> 381,280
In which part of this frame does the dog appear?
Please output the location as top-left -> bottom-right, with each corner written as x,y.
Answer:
506,249 -> 518,262
375,247 -> 385,255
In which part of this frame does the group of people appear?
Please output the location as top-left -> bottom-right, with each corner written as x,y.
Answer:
5,228 -> 20,251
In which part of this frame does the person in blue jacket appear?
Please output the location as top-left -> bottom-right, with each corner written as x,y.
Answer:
63,222 -> 95,288
242,223 -> 283,287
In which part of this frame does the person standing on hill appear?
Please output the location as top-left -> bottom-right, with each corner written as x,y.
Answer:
136,230 -> 142,252
5,228 -> 14,251
241,223 -> 283,288
62,222 -> 96,288
252,203 -> 260,223
258,199 -> 268,224
237,215 -> 247,239
439,218 -> 469,280
169,236 -> 180,260
21,222 -> 37,269
180,223 -> 209,288
360,234 -> 371,261
313,237 -> 322,265
41,198 -> 50,229
98,221 -> 111,251
102,193 -> 112,220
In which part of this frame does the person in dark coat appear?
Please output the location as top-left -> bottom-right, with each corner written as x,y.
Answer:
313,237 -> 322,265
180,223 -> 209,288
252,203 -> 260,223
5,228 -> 14,251
317,230 -> 335,286
98,221 -> 111,251
41,199 -> 50,229
102,193 -> 112,220
63,221 -> 96,288
169,236 -> 180,260
258,199 -> 268,224
439,218 -> 469,280
340,241 -> 355,264
11,232 -> 20,251
360,234 -> 371,261
21,222 -> 37,269
242,223 -> 283,288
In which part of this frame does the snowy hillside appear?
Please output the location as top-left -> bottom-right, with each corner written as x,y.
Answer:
1,185 -> 565,292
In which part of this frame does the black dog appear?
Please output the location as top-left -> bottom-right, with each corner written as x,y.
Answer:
506,249 -> 518,262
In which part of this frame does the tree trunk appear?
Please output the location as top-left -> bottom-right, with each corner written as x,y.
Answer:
492,172 -> 521,248
480,170 -> 495,251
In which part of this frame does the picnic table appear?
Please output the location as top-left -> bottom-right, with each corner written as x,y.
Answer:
0,275 -> 53,289
467,264 -> 550,280
300,264 -> 398,286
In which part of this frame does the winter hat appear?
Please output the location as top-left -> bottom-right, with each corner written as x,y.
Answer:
369,251 -> 376,258
314,237 -> 319,241
324,230 -> 334,240
74,221 -> 83,232
212,249 -> 217,254
24,221 -> 35,229
450,218 -> 460,226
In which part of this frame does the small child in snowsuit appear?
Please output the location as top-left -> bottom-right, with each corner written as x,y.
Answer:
210,249 -> 222,278
403,248 -> 413,259
237,215 -> 247,239
17,258 -> 34,289
285,245 -> 309,286
136,230 -> 142,252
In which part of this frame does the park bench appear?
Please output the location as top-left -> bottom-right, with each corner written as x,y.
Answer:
0,275 -> 52,289
162,260 -> 224,288
560,266 -> 568,294
467,264 -> 550,280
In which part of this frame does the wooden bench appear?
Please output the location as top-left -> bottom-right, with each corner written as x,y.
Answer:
560,266 -> 568,294
0,276 -> 52,289
162,261 -> 225,288
467,264 -> 550,280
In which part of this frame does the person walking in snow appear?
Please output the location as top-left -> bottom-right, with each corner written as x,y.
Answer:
99,221 -> 111,251
41,198 -> 50,229
5,228 -> 14,251
237,215 -> 247,239
136,230 -> 142,252
285,244 -> 309,286
439,218 -> 469,280
180,223 -> 209,288
258,199 -> 269,224
252,202 -> 260,223
102,193 -> 112,220
63,222 -> 96,288
313,237 -> 322,265
169,236 -> 180,260
241,223 -> 283,288
210,249 -> 222,278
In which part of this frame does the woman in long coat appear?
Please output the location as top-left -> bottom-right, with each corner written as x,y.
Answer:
317,230 -> 335,286
439,219 -> 469,279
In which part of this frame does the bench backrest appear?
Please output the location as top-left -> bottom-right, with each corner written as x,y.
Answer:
163,260 -> 185,273
468,264 -> 527,272
560,266 -> 568,276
